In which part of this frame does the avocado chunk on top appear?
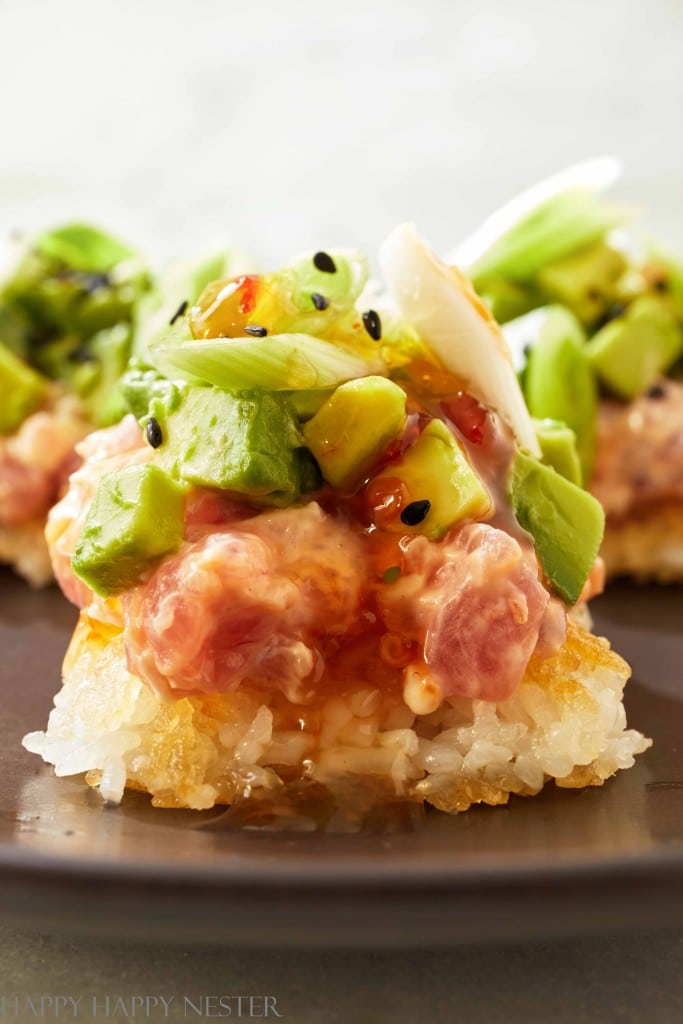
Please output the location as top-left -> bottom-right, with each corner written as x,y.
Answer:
535,241 -> 627,326
303,375 -> 407,490
476,275 -> 541,326
373,419 -> 492,540
149,386 -> 312,506
510,452 -> 604,606
520,305 -> 597,484
72,463 -> 186,597
534,418 -> 582,486
0,341 -> 50,434
585,295 -> 683,399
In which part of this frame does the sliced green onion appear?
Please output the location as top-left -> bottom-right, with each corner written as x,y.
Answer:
132,249 -> 244,362
150,333 -> 384,391
279,251 -> 369,311
453,159 -> 632,284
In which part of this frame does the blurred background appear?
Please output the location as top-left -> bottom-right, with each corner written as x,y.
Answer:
1,0 -> 681,269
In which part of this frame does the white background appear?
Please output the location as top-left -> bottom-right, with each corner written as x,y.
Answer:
1,0 -> 682,268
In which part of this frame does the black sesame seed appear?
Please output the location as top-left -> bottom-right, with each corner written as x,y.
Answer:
68,345 -> 97,364
81,271 -> 111,293
605,302 -> 627,322
313,251 -> 337,274
362,309 -> 382,341
169,300 -> 188,326
145,417 -> 163,449
55,269 -> 111,293
646,383 -> 666,400
595,302 -> 627,330
653,277 -> 669,293
311,292 -> 330,311
245,325 -> 268,337
400,499 -> 431,527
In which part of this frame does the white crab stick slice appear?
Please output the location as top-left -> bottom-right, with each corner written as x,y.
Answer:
380,223 -> 541,456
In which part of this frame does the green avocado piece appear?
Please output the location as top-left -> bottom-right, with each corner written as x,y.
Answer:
303,376 -> 407,490
521,305 -> 597,484
534,419 -> 582,485
643,244 -> 683,320
150,386 -> 310,506
476,275 -> 540,325
536,241 -> 627,326
69,324 -> 133,427
510,452 -> 604,605
373,419 -> 492,540
34,223 -> 136,274
0,342 -> 49,434
585,296 -> 683,399
72,464 -> 186,597
120,362 -> 185,421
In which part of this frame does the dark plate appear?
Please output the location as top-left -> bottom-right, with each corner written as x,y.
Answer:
0,567 -> 681,946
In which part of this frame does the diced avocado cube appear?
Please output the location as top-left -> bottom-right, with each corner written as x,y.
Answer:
476,276 -> 540,326
534,419 -> 582,485
510,452 -> 604,606
643,245 -> 683,320
303,376 -> 407,490
536,241 -> 627,326
374,419 -> 492,540
521,305 -> 597,484
120,361 -> 185,421
0,342 -> 49,434
151,386 -> 308,506
72,464 -> 186,597
585,296 -> 683,399
70,324 -> 133,427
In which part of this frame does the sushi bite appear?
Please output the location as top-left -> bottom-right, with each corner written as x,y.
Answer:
23,227 -> 650,819
0,225 -> 239,587
453,160 -> 683,582
0,224 -> 149,584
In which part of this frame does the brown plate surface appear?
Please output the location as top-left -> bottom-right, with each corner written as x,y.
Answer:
0,567 -> 681,945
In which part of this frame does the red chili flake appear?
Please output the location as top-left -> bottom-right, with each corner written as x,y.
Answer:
441,393 -> 490,446
237,274 -> 260,315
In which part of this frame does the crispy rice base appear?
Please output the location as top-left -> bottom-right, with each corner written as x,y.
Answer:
602,501 -> 683,583
0,519 -> 53,587
23,615 -> 651,816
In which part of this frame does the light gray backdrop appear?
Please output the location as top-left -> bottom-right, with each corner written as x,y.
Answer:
1,0 -> 682,268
